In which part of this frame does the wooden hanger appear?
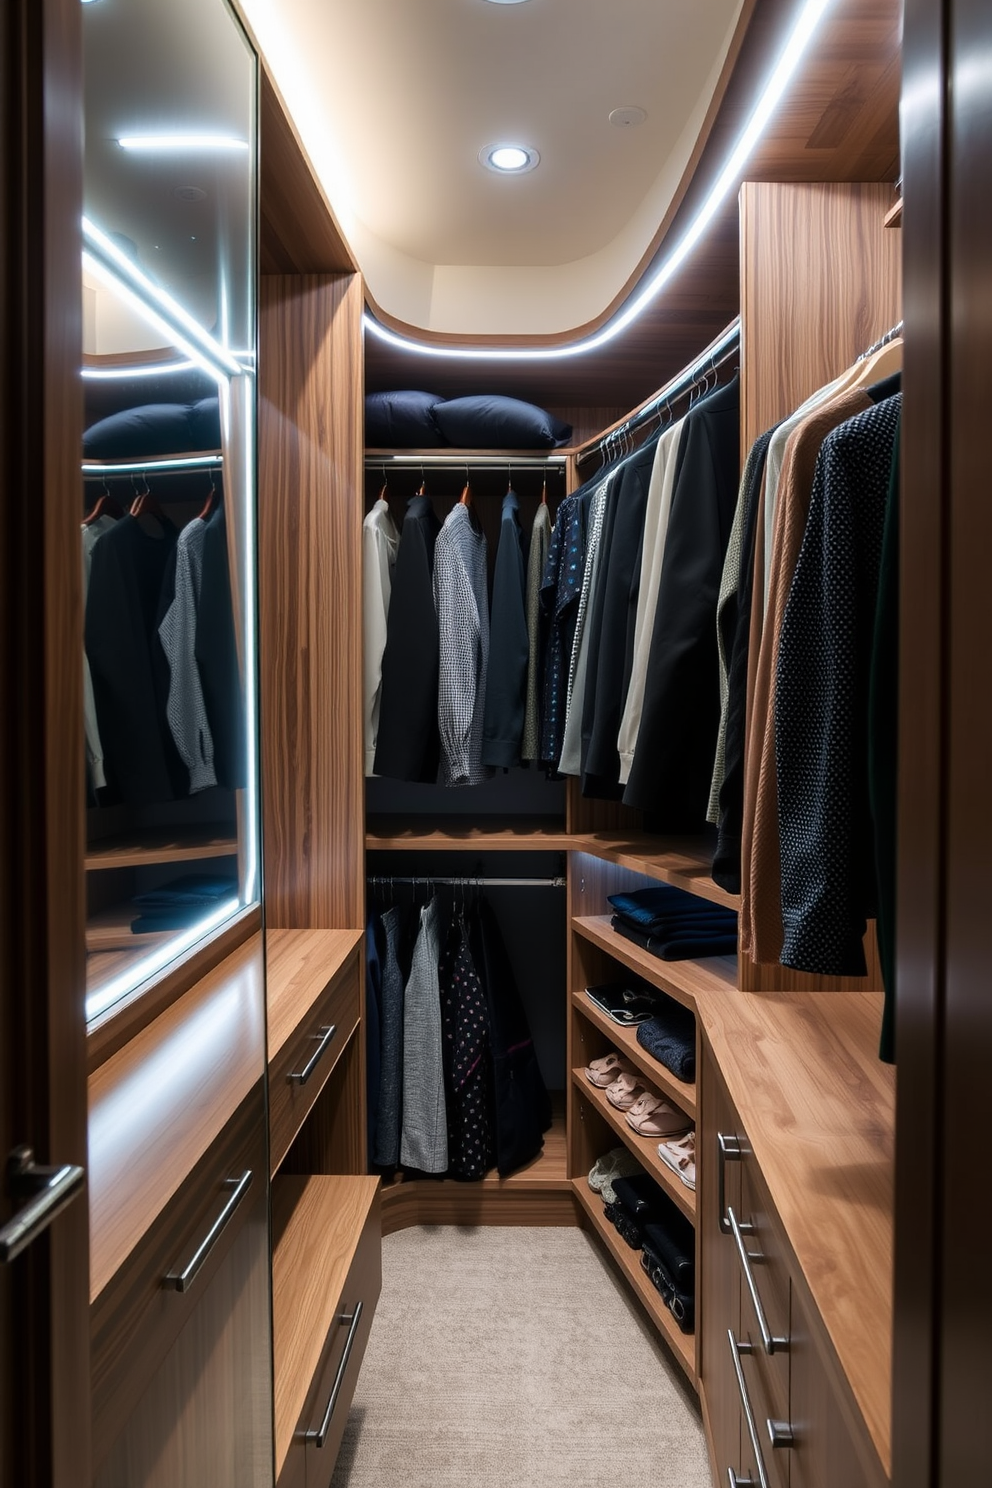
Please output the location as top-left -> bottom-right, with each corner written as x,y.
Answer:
846,336 -> 903,393
459,481 -> 472,507
83,480 -> 124,526
198,475 -> 218,523
540,477 -> 548,507
130,472 -> 163,522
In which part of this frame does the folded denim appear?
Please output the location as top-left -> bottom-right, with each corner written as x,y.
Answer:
603,1200 -> 646,1250
611,917 -> 739,961
640,1242 -> 695,1333
609,884 -> 738,927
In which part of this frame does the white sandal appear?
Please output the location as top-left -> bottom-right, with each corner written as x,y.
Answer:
657,1130 -> 696,1189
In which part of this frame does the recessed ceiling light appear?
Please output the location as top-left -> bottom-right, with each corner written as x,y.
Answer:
480,143 -> 539,174
610,106 -> 647,129
480,1 -> 532,5
117,135 -> 248,152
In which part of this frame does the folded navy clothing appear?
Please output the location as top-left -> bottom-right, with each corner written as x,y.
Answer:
608,887 -> 738,941
612,911 -> 737,940
637,1009 -> 696,1083
131,873 -> 239,910
131,910 -> 216,934
612,916 -> 738,961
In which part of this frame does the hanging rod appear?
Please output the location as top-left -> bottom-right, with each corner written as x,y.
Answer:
367,875 -> 566,889
575,316 -> 741,467
82,451 -> 223,476
857,320 -> 903,362
365,454 -> 568,470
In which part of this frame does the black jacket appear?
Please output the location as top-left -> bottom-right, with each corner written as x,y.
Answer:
195,505 -> 246,790
623,375 -> 740,828
482,489 -> 528,767
373,495 -> 442,782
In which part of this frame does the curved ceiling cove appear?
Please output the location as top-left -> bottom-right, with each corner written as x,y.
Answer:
239,0 -> 747,338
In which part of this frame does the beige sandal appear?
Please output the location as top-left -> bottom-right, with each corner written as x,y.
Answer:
604,1071 -> 645,1110
584,1052 -> 636,1089
625,1092 -> 692,1139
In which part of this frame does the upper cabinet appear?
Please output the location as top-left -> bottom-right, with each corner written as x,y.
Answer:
80,0 -> 260,1032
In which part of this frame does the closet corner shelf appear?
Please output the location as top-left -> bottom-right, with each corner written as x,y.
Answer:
573,1180 -> 696,1383
366,815 -> 572,852
883,199 -> 903,228
574,832 -> 738,911
266,928 -> 364,1065
85,824 -> 238,871
572,915 -> 738,1014
571,1069 -> 695,1223
271,1174 -> 379,1478
571,990 -> 697,1118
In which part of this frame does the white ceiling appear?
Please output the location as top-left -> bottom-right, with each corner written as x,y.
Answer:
240,0 -> 746,336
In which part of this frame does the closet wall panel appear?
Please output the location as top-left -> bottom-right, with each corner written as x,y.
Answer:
739,181 -> 902,461
259,272 -> 365,929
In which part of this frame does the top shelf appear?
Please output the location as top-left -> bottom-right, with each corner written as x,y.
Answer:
85,824 -> 238,871
575,831 -> 738,910
367,814 -> 572,852
365,447 -> 571,462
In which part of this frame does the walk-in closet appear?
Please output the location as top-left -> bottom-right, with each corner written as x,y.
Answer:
1,0 -> 988,1486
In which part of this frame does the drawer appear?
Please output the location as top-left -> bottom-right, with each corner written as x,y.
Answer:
728,1150 -> 792,1429
269,955 -> 361,1174
91,1079 -> 267,1474
731,1323 -> 791,1488
297,1190 -> 381,1488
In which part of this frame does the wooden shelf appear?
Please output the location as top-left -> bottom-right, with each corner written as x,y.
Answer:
571,989 -> 696,1117
367,814 -> 571,852
266,928 -> 364,1065
574,832 -> 738,910
571,1069 -> 695,1223
883,198 -> 903,228
365,447 -> 569,460
572,915 -> 738,1014
86,905 -> 173,952
271,1174 -> 379,1477
85,825 -> 238,871
573,1179 -> 696,1383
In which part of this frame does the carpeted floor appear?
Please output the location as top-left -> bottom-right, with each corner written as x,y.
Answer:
330,1224 -> 710,1488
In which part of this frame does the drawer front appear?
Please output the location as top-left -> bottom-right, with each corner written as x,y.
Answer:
91,1079 -> 267,1474
300,1193 -> 381,1488
736,1157 -> 791,1430
269,955 -> 361,1174
732,1324 -> 790,1488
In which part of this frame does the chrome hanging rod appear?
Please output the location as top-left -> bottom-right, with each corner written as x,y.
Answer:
367,875 -> 566,889
82,451 -> 223,476
576,316 -> 741,467
365,454 -> 568,470
857,320 -> 904,362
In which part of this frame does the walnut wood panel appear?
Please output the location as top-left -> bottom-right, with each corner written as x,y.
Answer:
739,181 -> 902,461
88,934 -> 266,1301
84,825 -> 238,870
90,1082 -> 266,1474
569,1070 -> 695,1223
571,990 -> 696,1118
259,70 -> 356,275
699,1045 -> 743,1485
266,928 -> 363,1062
259,272 -> 365,929
790,1283 -> 887,1488
281,1023 -> 366,1177
367,815 -> 571,852
365,0 -> 900,413
268,941 -> 361,1177
699,995 -> 894,1477
737,927 -> 883,993
573,1180 -> 696,1383
271,1176 -> 380,1478
0,3 -> 90,1483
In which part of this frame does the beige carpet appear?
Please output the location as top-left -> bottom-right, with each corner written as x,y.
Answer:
330,1224 -> 711,1488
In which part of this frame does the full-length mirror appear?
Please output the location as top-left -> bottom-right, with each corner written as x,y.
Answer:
81,0 -> 259,1029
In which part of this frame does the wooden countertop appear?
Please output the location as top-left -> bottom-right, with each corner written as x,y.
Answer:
700,988 -> 894,1476
88,934 -> 266,1302
266,928 -> 363,1064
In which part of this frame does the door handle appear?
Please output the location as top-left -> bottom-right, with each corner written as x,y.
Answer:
0,1146 -> 85,1263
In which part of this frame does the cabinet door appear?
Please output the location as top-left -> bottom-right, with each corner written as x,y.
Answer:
789,1284 -> 878,1488
700,1040 -> 742,1479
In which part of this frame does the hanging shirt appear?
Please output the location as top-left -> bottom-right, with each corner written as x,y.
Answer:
439,917 -> 495,1181
374,495 -> 442,782
558,476 -> 611,776
81,514 -> 118,793
159,516 -> 217,795
373,903 -> 405,1169
434,502 -> 492,787
538,490 -> 586,769
482,489 -> 528,768
195,504 -> 246,791
521,503 -> 552,763
775,393 -> 902,977
363,498 -> 400,775
400,896 -> 447,1174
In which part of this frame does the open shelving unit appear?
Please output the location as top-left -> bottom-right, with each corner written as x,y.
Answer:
571,989 -> 697,1117
85,824 -> 237,871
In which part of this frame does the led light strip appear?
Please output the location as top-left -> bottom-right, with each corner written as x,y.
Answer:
83,216 -> 242,380
364,0 -> 834,361
85,899 -> 242,1024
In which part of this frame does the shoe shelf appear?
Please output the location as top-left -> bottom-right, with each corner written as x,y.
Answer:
366,814 -> 572,852
573,833 -> 738,911
573,1179 -> 696,1384
571,915 -> 737,1013
85,823 -> 238,871
570,990 -> 696,1118
570,1069 -> 695,1223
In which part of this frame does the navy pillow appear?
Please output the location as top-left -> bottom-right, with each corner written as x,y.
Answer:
433,395 -> 572,450
365,390 -> 445,447
83,398 -> 220,459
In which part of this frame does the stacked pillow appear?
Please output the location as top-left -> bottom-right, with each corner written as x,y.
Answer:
365,390 -> 572,449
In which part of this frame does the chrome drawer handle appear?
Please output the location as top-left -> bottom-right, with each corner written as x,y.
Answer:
717,1131 -> 742,1234
728,1471 -> 759,1488
305,1300 -> 364,1448
0,1147 -> 85,1263
727,1206 -> 789,1355
289,1024 -> 338,1086
164,1170 -> 253,1293
767,1419 -> 795,1450
728,1330 -> 770,1488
